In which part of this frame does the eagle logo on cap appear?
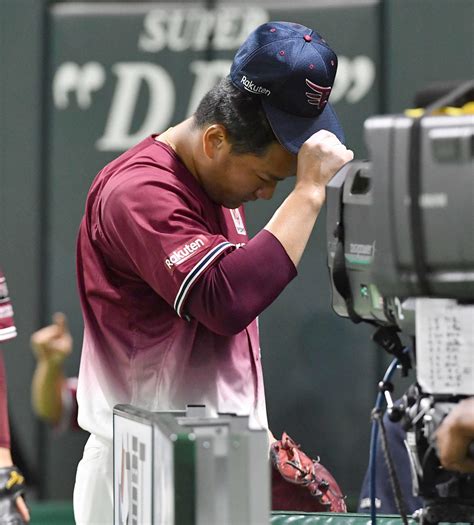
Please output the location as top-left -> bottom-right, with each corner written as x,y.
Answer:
305,79 -> 331,109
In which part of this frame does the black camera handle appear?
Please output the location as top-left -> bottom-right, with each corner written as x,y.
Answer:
332,219 -> 365,324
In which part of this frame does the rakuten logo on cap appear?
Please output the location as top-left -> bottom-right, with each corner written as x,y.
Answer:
165,238 -> 206,269
240,76 -> 271,96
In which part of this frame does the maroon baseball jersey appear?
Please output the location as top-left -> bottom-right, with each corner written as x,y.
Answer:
0,268 -> 16,448
77,136 -> 272,439
0,269 -> 16,343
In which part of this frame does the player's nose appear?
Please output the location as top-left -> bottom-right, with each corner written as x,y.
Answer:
255,181 -> 277,201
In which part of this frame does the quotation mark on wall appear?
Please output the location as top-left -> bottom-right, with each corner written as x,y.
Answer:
53,62 -> 106,109
331,56 -> 376,104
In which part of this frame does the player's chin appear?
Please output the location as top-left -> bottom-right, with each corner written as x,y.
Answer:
226,195 -> 258,208
222,199 -> 245,209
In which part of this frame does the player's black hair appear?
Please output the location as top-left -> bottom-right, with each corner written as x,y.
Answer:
193,76 -> 278,156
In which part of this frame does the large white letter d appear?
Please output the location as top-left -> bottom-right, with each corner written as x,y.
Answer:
97,63 -> 175,151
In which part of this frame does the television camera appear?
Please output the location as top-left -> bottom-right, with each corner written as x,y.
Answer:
326,82 -> 474,524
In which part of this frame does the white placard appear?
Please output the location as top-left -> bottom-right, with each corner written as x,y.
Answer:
416,298 -> 474,395
114,416 -> 153,525
153,425 -> 174,525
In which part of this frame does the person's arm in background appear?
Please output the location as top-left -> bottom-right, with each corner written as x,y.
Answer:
30,313 -> 72,425
436,397 -> 474,473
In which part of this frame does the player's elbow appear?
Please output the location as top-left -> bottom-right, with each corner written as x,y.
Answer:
186,276 -> 257,335
196,304 -> 255,336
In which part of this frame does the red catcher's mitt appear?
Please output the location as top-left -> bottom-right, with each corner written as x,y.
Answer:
271,432 -> 347,513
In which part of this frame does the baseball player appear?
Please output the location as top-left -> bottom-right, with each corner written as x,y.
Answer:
0,268 -> 29,524
74,21 -> 353,523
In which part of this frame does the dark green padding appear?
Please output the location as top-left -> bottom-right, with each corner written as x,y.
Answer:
29,501 -> 74,525
270,513 -> 466,525
26,503 -> 465,525
271,512 -> 416,525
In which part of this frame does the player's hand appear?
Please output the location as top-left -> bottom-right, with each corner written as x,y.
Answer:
15,495 -> 30,523
0,450 -> 29,523
30,313 -> 73,366
436,398 -> 474,473
295,130 -> 353,198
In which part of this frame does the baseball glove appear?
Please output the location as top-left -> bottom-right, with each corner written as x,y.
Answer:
271,432 -> 347,513
0,466 -> 26,525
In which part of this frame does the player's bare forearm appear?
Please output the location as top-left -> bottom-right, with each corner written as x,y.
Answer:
264,185 -> 324,267
265,130 -> 353,267
30,313 -> 72,424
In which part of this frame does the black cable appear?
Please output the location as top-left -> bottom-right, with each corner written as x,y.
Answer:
373,409 -> 410,525
421,442 -> 437,473
369,355 -> 403,524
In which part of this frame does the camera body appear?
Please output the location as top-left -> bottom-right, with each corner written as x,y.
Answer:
327,113 -> 474,324
326,112 -> 474,523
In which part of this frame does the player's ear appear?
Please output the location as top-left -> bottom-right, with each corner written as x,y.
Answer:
202,124 -> 230,160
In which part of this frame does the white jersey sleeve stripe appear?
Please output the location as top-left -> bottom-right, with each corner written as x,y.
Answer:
0,326 -> 17,342
174,241 -> 234,317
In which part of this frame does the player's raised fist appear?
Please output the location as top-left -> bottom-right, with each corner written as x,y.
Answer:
30,312 -> 73,365
296,130 -> 354,194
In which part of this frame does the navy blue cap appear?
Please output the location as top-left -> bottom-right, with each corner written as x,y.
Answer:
230,21 -> 344,154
